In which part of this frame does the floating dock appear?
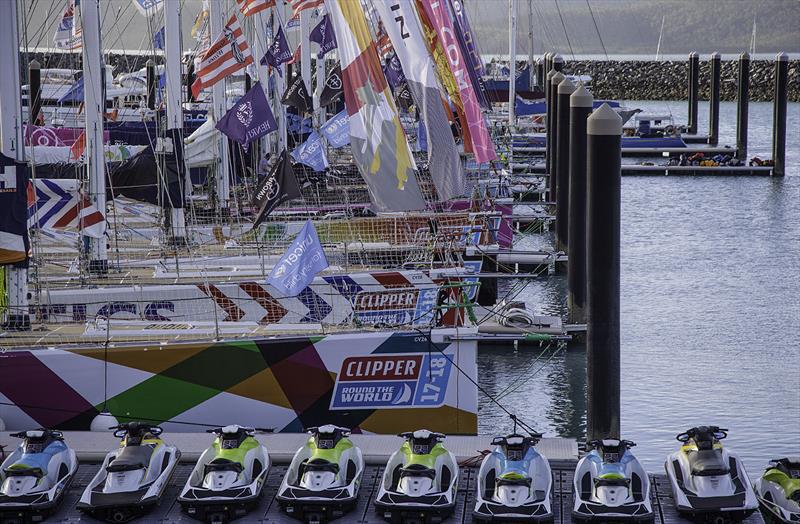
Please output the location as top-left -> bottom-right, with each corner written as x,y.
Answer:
13,432 -> 765,524
521,164 -> 774,176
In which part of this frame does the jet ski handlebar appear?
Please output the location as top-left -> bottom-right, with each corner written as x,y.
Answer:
10,429 -> 64,440
110,422 -> 163,438
491,433 -> 543,446
398,430 -> 446,441
675,426 -> 728,443
587,439 -> 637,450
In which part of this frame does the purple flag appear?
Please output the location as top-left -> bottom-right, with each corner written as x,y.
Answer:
383,54 -> 406,89
216,82 -> 277,148
448,0 -> 490,110
309,14 -> 337,58
261,24 -> 292,68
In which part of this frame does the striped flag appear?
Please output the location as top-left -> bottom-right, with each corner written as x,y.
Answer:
325,0 -> 426,212
27,179 -> 105,238
235,0 -> 275,17
289,0 -> 324,16
191,14 -> 254,99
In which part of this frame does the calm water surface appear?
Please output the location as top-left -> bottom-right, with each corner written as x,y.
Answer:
477,101 -> 800,474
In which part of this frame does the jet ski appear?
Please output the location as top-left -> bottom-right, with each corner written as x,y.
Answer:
754,457 -> 800,524
374,429 -> 458,523
572,439 -> 654,523
178,425 -> 270,523
277,425 -> 364,523
664,426 -> 758,523
77,421 -> 181,523
473,433 -> 554,522
0,429 -> 78,523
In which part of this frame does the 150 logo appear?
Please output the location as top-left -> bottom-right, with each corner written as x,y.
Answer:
329,353 -> 453,410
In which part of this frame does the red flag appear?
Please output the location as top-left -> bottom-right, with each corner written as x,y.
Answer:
70,131 -> 86,161
191,14 -> 254,99
289,0 -> 324,16
287,44 -> 301,65
235,0 -> 274,17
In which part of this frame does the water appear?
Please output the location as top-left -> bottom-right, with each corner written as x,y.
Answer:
477,101 -> 800,474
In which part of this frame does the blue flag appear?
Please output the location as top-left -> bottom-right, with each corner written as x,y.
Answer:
309,14 -> 337,58
267,220 -> 329,297
261,25 -> 292,69
58,77 -> 84,103
417,120 -> 428,152
153,26 -> 165,50
216,82 -> 277,149
291,130 -> 328,172
320,110 -> 350,148
287,113 -> 314,134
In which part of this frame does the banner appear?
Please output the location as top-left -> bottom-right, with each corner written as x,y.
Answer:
267,220 -> 329,297
0,154 -> 29,264
309,14 -> 337,57
320,110 -> 350,148
418,0 -> 496,163
191,14 -> 254,99
289,0 -> 324,16
252,150 -> 301,227
319,65 -> 343,107
383,54 -> 406,89
291,131 -> 328,172
449,0 -> 489,109
26,178 -> 105,239
260,24 -> 292,69
53,0 -> 82,51
374,0 -> 465,201
131,0 -> 163,17
326,0 -> 426,212
216,81 -> 277,149
281,74 -> 312,113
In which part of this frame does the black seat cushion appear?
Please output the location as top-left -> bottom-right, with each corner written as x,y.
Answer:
107,446 -> 153,472
204,458 -> 244,475
303,458 -> 339,474
400,464 -> 436,479
688,449 -> 730,476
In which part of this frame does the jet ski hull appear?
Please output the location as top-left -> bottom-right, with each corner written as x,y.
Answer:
277,488 -> 358,523
0,472 -> 75,524
473,499 -> 553,522
374,494 -> 456,524
179,491 -> 263,524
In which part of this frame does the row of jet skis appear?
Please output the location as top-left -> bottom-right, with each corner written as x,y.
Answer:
0,422 -> 797,524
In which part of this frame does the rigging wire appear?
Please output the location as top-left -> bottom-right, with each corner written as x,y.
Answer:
553,0 -> 575,60
584,0 -> 609,61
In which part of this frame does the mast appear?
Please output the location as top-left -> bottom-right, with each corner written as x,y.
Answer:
527,0 -> 535,87
81,0 -> 108,273
252,8 -> 273,155
210,0 -> 231,214
300,9 -> 313,100
655,15 -> 665,61
165,0 -> 187,243
750,17 -> 757,55
273,3 -> 287,154
0,0 -> 29,328
313,10 -> 325,128
508,0 -> 517,127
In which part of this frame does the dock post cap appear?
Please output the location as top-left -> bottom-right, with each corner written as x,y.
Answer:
710,52 -> 721,59
547,69 -> 557,79
551,71 -> 565,84
30,59 -> 41,69
558,77 -> 576,94
776,52 -> 788,61
587,103 -> 622,136
553,53 -> 564,63
571,84 -> 594,107
739,51 -> 750,60
146,58 -> 155,66
689,51 -> 699,58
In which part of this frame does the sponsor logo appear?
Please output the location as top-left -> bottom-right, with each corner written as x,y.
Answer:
330,352 -> 453,410
236,101 -> 253,126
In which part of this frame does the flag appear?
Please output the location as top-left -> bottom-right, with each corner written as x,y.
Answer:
326,0 -> 426,211
191,14 -> 254,99
216,82 -> 277,148
309,14 -> 337,58
252,150 -> 302,227
450,0 -> 486,77
383,53 -> 406,89
53,0 -> 82,51
26,178 -> 105,239
287,114 -> 313,134
192,0 -> 210,50
281,74 -> 312,113
288,44 -> 301,65
418,0 -> 496,163
260,24 -> 291,68
70,131 -> 86,161
291,130 -> 328,172
0,154 -> 29,264
131,0 -> 163,17
448,0 -> 490,110
374,0 -> 465,201
267,219 -> 329,298
289,0 -> 324,16
153,26 -> 165,50
320,110 -> 350,148
319,65 -> 343,106
235,0 -> 274,17
286,12 -> 301,30
58,77 -> 84,103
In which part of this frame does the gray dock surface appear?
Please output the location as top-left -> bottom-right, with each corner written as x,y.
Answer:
38,464 -> 766,523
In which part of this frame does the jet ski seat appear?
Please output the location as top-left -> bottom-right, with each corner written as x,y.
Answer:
400,463 -> 436,479
687,449 -> 729,477
4,463 -> 45,478
303,458 -> 339,474
496,472 -> 532,487
204,458 -> 244,475
107,446 -> 153,472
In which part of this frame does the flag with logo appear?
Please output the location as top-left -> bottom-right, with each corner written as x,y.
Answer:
289,0 -> 324,16
325,0 -> 426,212
418,0 -> 496,163
53,0 -> 82,51
309,14 -> 337,58
216,82 -> 277,149
286,12 -> 301,30
260,24 -> 291,69
131,0 -> 163,17
235,0 -> 274,17
383,53 -> 405,89
191,14 -> 254,99
291,131 -> 328,172
374,0 -> 465,201
0,154 -> 29,264
26,178 -> 105,239
252,150 -> 302,227
267,219 -> 329,297
153,26 -> 165,50
192,0 -> 211,51
319,65 -> 343,107
281,74 -> 312,113
320,110 -> 349,148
